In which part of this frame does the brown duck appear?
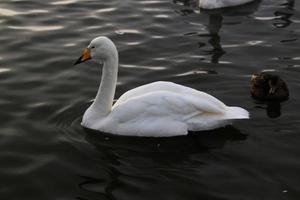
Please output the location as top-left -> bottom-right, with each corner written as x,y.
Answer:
250,73 -> 289,101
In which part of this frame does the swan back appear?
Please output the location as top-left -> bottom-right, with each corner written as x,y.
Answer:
199,0 -> 254,9
113,81 -> 226,111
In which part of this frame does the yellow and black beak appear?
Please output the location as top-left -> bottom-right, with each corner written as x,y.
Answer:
74,48 -> 92,65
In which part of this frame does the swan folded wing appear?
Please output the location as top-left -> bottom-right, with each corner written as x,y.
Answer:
199,0 -> 255,9
113,81 -> 175,107
113,81 -> 226,111
111,91 -> 226,124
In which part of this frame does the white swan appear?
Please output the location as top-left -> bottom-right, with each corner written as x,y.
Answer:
199,0 -> 256,9
74,36 -> 249,137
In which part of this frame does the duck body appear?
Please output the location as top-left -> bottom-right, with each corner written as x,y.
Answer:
75,36 -> 249,137
250,73 -> 289,101
199,0 -> 255,9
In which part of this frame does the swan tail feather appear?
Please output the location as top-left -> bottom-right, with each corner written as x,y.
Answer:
225,106 -> 249,119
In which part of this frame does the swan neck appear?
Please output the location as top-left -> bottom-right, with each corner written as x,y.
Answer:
92,52 -> 118,116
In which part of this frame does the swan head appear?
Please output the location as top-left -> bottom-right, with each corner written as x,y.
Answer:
74,36 -> 117,65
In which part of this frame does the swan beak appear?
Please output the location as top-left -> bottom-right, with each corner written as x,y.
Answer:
74,48 -> 92,65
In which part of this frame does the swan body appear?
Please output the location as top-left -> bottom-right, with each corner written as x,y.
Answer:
199,0 -> 255,9
75,36 -> 249,137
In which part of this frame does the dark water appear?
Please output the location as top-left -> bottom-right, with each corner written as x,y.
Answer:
1,0 -> 300,199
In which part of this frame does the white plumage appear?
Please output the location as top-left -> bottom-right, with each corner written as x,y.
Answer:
199,0 -> 255,9
75,37 -> 249,137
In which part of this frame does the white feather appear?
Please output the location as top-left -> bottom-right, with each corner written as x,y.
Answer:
199,0 -> 255,9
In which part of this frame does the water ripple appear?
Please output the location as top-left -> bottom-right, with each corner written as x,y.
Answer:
1,0 -> 300,199
0,8 -> 49,16
8,25 -> 64,32
50,0 -> 78,5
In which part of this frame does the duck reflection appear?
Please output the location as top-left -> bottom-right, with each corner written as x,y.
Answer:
266,101 -> 282,118
255,101 -> 282,118
200,0 -> 261,63
273,0 -> 295,28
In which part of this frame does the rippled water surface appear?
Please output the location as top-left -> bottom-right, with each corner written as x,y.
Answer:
1,0 -> 300,199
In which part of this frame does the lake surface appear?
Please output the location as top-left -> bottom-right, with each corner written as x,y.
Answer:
0,0 -> 300,199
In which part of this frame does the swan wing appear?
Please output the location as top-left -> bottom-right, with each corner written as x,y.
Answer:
113,81 -> 226,111
101,90 -> 248,136
111,90 -> 226,122
199,0 -> 254,9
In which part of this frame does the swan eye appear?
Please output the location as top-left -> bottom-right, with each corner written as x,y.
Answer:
91,46 -> 95,49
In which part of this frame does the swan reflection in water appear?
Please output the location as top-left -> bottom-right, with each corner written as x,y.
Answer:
84,125 -> 247,156
200,0 -> 261,63
201,0 -> 294,62
76,126 -> 246,199
274,0 -> 295,28
174,0 -> 261,63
